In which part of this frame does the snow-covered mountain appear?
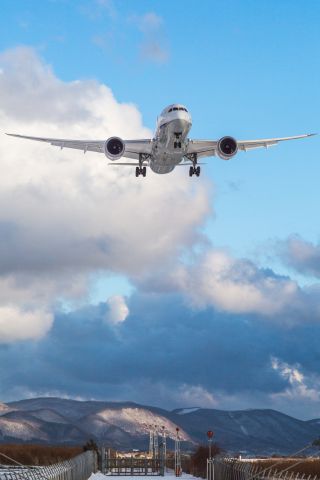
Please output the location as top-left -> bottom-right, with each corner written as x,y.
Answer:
170,408 -> 320,455
0,403 -> 12,415
0,398 -> 319,455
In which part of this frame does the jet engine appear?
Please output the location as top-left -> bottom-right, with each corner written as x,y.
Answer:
217,136 -> 238,160
104,136 -> 125,160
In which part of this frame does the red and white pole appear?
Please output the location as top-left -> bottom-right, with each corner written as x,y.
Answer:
207,430 -> 214,480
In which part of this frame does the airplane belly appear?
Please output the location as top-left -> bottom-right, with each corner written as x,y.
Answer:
150,163 -> 175,174
151,149 -> 183,174
151,117 -> 191,174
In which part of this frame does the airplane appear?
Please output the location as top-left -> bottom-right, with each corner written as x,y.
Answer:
6,104 -> 316,178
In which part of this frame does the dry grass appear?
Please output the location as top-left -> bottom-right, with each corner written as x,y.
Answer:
0,444 -> 83,466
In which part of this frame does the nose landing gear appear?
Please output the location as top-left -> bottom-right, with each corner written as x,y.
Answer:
174,132 -> 182,149
135,166 -> 147,177
189,166 -> 201,177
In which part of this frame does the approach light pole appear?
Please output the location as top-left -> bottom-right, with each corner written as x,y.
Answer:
175,427 -> 182,477
207,430 -> 214,480
153,425 -> 159,458
161,426 -> 167,473
149,424 -> 154,457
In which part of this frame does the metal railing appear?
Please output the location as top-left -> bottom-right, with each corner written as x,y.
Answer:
103,458 -> 163,476
0,450 -> 97,480
212,458 -> 320,480
100,446 -> 165,476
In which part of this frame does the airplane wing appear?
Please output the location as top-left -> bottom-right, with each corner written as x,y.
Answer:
237,134 -> 316,151
187,133 -> 316,159
186,140 -> 218,159
5,133 -> 153,159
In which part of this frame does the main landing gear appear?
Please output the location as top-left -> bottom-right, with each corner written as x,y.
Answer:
136,153 -> 148,177
189,165 -> 201,177
135,166 -> 146,177
188,153 -> 200,177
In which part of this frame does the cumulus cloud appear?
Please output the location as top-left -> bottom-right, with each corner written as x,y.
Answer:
105,295 -> 129,325
0,306 -> 53,343
173,384 -> 218,408
2,46 -> 320,419
279,235 -> 320,278
271,357 -> 320,404
0,46 -> 211,341
2,292 -> 320,418
138,249 -> 311,317
176,250 -> 301,315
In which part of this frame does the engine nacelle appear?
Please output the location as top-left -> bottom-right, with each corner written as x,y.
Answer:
217,136 -> 238,160
104,136 -> 125,160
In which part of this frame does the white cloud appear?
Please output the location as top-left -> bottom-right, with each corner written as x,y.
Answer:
141,249 -> 303,316
173,384 -> 218,408
0,306 -> 53,343
271,357 -> 320,403
0,46 -> 211,341
105,295 -> 129,325
280,235 -> 320,278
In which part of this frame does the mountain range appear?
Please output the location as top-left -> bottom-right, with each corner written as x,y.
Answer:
0,398 -> 319,456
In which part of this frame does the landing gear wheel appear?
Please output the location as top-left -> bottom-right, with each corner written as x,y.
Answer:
136,166 -> 147,177
189,165 -> 200,178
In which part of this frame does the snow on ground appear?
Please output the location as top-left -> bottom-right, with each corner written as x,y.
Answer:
176,408 -> 200,415
89,471 -> 199,480
240,425 -> 249,436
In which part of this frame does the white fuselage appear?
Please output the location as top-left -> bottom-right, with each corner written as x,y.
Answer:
150,104 -> 192,174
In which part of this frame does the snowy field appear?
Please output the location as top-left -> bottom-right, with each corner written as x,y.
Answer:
89,472 -> 199,480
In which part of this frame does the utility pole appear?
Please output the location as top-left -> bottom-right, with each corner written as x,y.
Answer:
175,427 -> 182,477
207,430 -> 214,480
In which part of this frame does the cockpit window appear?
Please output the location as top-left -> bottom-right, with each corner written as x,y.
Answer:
169,107 -> 188,113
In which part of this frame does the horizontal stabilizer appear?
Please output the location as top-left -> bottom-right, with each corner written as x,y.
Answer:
108,162 -> 206,167
108,163 -> 146,166
178,162 -> 207,166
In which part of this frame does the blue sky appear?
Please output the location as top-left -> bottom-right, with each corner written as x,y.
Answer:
0,0 -> 320,423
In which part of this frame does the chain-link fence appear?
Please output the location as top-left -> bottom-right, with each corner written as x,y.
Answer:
212,458 -> 320,480
0,450 -> 97,480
